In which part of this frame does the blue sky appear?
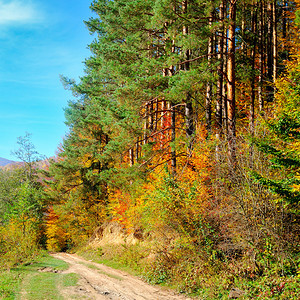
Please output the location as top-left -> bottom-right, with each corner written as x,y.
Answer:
0,0 -> 95,160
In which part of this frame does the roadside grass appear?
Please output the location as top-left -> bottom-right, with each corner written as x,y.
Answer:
0,254 -> 79,300
78,261 -> 100,270
77,244 -> 300,299
77,245 -> 143,277
61,273 -> 80,287
0,271 -> 22,300
23,272 -> 64,300
78,262 -> 123,281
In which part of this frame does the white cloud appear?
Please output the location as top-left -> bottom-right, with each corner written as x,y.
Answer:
0,1 -> 42,25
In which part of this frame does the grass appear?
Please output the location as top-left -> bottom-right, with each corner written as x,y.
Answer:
23,272 -> 64,300
79,249 -> 139,276
0,253 -> 79,300
0,271 -> 22,300
76,243 -> 300,300
62,273 -> 80,287
78,262 -> 100,270
78,244 -> 148,277
78,260 -> 124,281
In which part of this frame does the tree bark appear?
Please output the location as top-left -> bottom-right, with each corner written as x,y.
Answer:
282,0 -> 287,39
163,20 -> 177,176
143,104 -> 149,145
216,0 -> 225,140
171,101 -> 177,174
129,148 -> 134,166
258,0 -> 264,112
250,5 -> 257,136
223,27 -> 228,136
272,0 -> 277,84
182,0 -> 194,149
169,59 -> 176,176
266,1 -> 273,102
227,0 -> 236,166
206,12 -> 214,136
135,138 -> 139,162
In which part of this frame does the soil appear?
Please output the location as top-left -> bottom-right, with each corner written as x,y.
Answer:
51,253 -> 192,300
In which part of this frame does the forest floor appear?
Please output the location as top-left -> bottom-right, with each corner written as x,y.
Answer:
51,252 -> 192,300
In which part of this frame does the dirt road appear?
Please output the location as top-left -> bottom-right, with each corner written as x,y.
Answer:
51,253 -> 192,300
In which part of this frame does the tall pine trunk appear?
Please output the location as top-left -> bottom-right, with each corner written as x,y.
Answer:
258,0 -> 264,112
266,1 -> 273,102
250,5 -> 257,136
163,20 -> 176,176
227,0 -> 236,166
216,0 -> 225,144
182,0 -> 194,150
272,0 -> 277,84
206,11 -> 214,136
250,4 -> 258,167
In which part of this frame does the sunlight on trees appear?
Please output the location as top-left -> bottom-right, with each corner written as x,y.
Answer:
1,1 -> 300,298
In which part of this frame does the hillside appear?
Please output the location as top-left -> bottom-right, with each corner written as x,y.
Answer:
1,1 -> 300,299
0,157 -> 51,171
0,157 -> 16,167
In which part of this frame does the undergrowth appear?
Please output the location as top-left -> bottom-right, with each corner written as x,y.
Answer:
77,237 -> 300,299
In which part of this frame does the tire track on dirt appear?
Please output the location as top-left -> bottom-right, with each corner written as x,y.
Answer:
51,253 -> 192,300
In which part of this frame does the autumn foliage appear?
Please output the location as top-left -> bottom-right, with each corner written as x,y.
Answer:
2,0 -> 300,298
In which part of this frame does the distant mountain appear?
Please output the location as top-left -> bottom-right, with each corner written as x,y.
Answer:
0,157 -> 52,171
0,157 -> 16,166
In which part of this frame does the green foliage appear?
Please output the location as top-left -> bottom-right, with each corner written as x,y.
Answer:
0,219 -> 41,269
0,176 -> 44,268
0,137 -> 45,269
36,0 -> 300,298
6,182 -> 43,222
144,261 -> 170,285
295,10 -> 300,28
0,168 -> 24,222
252,60 -> 300,206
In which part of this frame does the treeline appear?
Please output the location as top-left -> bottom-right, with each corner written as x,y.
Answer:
0,134 -> 45,268
42,0 -> 300,295
1,0 -> 300,297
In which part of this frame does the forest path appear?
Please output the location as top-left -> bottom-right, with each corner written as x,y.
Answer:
51,252 -> 192,300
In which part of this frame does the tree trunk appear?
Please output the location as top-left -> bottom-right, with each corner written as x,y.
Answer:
223,27 -> 228,136
266,1 -> 273,102
182,0 -> 194,149
135,138 -> 139,162
163,18 -> 176,176
241,1 -> 246,53
206,12 -> 214,136
250,6 -> 257,136
144,104 -> 149,145
216,0 -> 225,140
282,0 -> 287,39
129,148 -> 134,166
250,4 -> 258,168
171,101 -> 177,175
272,0 -> 277,84
227,0 -> 236,166
161,99 -> 166,147
258,0 -> 264,112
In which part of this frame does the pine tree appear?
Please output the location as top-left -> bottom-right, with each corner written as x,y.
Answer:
252,56 -> 300,206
